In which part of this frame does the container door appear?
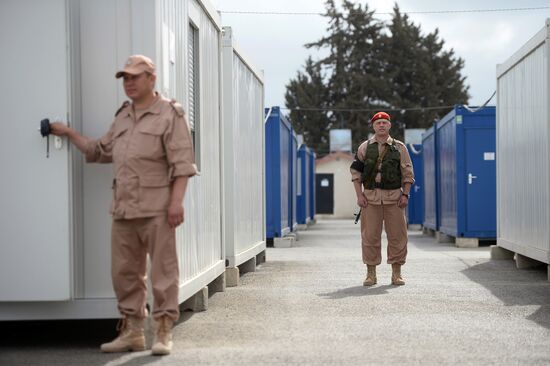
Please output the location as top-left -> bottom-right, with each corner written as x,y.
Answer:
0,0 -> 72,301
316,174 -> 334,214
464,128 -> 496,233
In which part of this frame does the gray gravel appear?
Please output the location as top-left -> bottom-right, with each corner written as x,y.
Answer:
2,219 -> 550,365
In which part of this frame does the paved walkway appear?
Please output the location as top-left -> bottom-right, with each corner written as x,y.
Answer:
2,219 -> 550,365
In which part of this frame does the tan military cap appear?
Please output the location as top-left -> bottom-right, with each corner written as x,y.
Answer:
115,55 -> 156,78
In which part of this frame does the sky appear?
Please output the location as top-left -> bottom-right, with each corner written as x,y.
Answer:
210,0 -> 550,110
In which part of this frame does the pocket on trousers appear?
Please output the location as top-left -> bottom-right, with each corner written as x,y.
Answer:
138,175 -> 171,212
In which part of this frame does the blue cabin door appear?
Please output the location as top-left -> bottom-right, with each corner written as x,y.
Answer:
464,128 -> 496,233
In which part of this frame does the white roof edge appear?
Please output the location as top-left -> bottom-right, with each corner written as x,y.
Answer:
222,26 -> 265,84
497,19 -> 549,79
197,0 -> 222,31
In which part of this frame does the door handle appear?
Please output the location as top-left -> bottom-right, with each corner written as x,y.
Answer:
468,173 -> 477,185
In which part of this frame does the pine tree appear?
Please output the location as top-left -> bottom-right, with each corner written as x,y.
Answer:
285,57 -> 330,153
383,5 -> 469,130
305,0 -> 387,150
285,1 -> 470,154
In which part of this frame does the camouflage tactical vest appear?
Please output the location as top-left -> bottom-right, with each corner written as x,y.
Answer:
361,141 -> 402,190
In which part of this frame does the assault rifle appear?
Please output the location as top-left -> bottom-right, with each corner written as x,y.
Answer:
354,208 -> 361,224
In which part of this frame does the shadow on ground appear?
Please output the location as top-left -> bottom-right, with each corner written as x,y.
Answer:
0,310 -> 197,366
461,259 -> 550,330
317,285 -> 397,299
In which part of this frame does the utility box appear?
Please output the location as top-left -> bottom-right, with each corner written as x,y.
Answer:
0,0 -> 225,320
422,125 -> 439,231
496,19 -> 550,264
436,106 -> 496,240
221,27 -> 266,268
407,144 -> 424,227
265,107 -> 298,239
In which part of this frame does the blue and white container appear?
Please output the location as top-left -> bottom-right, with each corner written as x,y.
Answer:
265,107 -> 298,239
436,105 -> 496,242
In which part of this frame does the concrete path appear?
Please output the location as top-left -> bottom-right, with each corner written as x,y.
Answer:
2,219 -> 550,365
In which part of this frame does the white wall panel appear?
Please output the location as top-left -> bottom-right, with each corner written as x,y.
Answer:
1,0 -> 224,319
222,27 -> 265,267
166,0 -> 223,289
496,20 -> 550,263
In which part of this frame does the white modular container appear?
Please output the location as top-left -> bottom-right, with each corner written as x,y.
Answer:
0,0 -> 224,320
221,27 -> 266,268
496,19 -> 550,264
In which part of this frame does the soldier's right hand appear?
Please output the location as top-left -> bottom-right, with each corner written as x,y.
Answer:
357,194 -> 368,208
49,122 -> 72,137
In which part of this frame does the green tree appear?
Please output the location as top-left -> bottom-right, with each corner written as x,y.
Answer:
383,5 -> 469,130
305,0 -> 387,150
285,57 -> 330,154
285,1 -> 470,154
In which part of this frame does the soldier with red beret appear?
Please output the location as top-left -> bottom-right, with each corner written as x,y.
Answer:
350,112 -> 414,286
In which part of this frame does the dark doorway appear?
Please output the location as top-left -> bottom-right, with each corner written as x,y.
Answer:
316,174 -> 334,214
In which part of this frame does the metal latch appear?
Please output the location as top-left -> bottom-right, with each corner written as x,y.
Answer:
38,118 -> 63,158
468,173 -> 477,185
39,118 -> 51,158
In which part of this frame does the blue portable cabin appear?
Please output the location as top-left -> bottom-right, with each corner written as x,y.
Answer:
297,144 -> 311,225
308,150 -> 316,222
407,144 -> 424,226
265,106 -> 300,239
436,105 -> 496,239
422,125 -> 439,231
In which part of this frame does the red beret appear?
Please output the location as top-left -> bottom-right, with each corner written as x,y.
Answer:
370,111 -> 391,124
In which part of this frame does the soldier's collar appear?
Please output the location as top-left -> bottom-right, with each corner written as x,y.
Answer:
369,136 -> 394,145
131,92 -> 162,116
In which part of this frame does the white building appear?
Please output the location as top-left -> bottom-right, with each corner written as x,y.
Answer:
315,152 -> 357,219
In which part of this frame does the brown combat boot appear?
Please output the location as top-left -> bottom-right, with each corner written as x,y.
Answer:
391,264 -> 405,286
363,265 -> 377,286
151,316 -> 174,356
100,316 -> 146,353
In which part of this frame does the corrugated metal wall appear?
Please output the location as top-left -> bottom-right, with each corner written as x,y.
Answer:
437,116 -> 457,235
407,144 -> 424,226
79,0 -> 223,301
231,50 -> 264,255
222,27 -> 265,266
291,134 -> 298,230
309,151 -> 316,220
280,120 -> 291,231
174,0 -> 223,285
497,24 -> 550,262
423,127 -> 438,230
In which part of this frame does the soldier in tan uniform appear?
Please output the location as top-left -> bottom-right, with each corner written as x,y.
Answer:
50,55 -> 197,355
350,112 -> 414,286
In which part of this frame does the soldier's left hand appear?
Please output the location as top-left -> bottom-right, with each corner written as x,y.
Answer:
397,195 -> 409,209
167,203 -> 184,228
